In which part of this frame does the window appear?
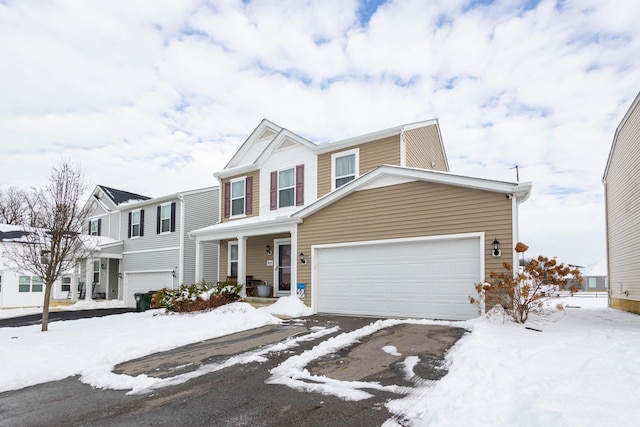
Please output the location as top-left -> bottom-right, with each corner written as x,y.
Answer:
32,277 -> 43,292
278,168 -> 295,208
231,179 -> 245,216
19,276 -> 30,292
157,203 -> 175,234
128,209 -> 144,238
89,219 -> 101,236
93,260 -> 100,284
229,243 -> 238,277
270,165 -> 304,210
224,177 -> 252,218
61,277 -> 71,292
332,149 -> 359,190
19,276 -> 42,292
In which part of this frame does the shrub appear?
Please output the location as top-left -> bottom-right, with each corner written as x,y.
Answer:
151,280 -> 244,313
470,242 -> 583,323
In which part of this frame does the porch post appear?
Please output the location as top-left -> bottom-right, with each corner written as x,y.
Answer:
84,258 -> 93,301
238,236 -> 247,297
195,239 -> 204,282
71,263 -> 79,301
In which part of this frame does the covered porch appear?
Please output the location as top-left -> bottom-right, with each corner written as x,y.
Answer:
191,217 -> 301,299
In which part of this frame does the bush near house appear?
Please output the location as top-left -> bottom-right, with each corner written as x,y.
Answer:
151,280 -> 244,313
470,242 -> 583,323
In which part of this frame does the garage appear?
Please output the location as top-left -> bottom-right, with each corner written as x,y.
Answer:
314,235 -> 482,320
124,272 -> 174,308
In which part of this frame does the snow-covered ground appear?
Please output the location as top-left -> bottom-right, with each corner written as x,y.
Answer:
1,294 -> 638,426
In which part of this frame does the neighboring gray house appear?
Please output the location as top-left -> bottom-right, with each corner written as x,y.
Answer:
580,259 -> 608,292
603,92 -> 640,315
83,185 -> 219,307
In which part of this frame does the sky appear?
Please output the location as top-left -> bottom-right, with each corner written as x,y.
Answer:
1,0 -> 639,265
1,295 -> 639,426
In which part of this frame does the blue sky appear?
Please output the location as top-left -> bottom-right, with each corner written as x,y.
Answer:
0,0 -> 639,264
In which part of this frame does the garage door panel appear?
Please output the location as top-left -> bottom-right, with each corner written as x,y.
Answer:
125,272 -> 173,308
316,237 -> 481,320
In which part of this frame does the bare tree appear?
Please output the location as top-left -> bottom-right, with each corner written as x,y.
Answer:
3,161 -> 92,331
0,186 -> 29,225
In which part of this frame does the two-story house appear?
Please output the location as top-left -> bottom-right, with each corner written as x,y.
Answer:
191,119 -> 532,320
83,185 -> 219,307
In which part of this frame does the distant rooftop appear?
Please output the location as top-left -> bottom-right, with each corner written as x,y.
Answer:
98,185 -> 151,206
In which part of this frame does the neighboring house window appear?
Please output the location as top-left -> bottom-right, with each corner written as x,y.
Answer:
270,165 -> 305,210
224,177 -> 253,218
128,209 -> 144,238
93,260 -> 100,284
332,149 -> 359,190
19,276 -> 42,292
588,277 -> 597,289
89,218 -> 101,236
61,277 -> 71,292
229,242 -> 238,277
32,277 -> 43,292
19,276 -> 30,292
157,202 -> 176,234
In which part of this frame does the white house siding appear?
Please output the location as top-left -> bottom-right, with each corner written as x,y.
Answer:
182,188 -> 220,285
259,144 -> 317,215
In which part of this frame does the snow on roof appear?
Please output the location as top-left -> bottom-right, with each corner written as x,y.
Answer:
583,258 -> 607,276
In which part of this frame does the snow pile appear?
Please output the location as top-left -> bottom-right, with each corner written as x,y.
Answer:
0,302 -> 280,393
259,295 -> 313,317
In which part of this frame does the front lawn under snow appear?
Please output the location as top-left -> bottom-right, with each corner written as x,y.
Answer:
1,295 -> 638,427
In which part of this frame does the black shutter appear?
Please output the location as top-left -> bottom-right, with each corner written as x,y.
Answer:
156,206 -> 161,234
88,220 -> 92,234
140,209 -> 144,237
97,218 -> 101,236
127,212 -> 132,238
245,177 -> 253,214
170,202 -> 176,232
224,182 -> 230,218
295,164 -> 304,206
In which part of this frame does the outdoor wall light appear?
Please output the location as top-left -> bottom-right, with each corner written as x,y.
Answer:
118,272 -> 123,279
172,267 -> 177,278
266,244 -> 272,255
101,263 -> 106,270
40,250 -> 50,266
492,238 -> 501,257
299,252 -> 307,265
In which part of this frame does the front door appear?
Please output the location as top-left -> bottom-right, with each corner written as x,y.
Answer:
275,240 -> 291,295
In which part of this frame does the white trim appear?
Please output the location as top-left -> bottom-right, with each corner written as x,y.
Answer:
511,195 -> 519,273
400,132 -> 407,167
178,195 -> 185,286
331,148 -> 360,191
130,209 -> 142,238
310,232 -> 485,314
159,202 -> 173,235
277,166 -> 296,209
274,238 -> 292,296
228,240 -> 239,279
230,176 -> 247,218
122,246 -> 180,255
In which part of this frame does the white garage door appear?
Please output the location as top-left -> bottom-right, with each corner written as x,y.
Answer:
315,236 -> 481,320
124,272 -> 173,308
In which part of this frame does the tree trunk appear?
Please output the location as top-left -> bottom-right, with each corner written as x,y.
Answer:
41,282 -> 53,332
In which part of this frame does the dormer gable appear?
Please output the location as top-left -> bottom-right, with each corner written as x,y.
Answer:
224,119 -> 283,170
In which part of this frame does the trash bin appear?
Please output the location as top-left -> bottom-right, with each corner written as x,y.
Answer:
134,292 -> 152,312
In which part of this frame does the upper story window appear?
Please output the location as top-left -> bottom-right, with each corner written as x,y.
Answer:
332,149 -> 359,190
270,164 -> 304,210
278,168 -> 295,208
157,202 -> 176,234
224,177 -> 253,219
128,209 -> 144,238
89,219 -> 101,236
231,179 -> 245,216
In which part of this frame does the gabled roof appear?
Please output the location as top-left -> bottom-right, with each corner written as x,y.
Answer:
0,224 -> 31,242
293,165 -> 532,219
603,92 -> 640,181
97,185 -> 151,206
224,119 -> 283,170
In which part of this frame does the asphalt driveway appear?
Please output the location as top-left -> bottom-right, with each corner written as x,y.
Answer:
0,315 -> 467,426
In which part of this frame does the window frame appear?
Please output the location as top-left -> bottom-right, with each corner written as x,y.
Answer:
61,276 -> 71,292
278,167 -> 296,209
93,260 -> 100,284
130,210 -> 141,238
331,148 -> 359,191
230,178 -> 246,217
228,241 -> 239,278
31,276 -> 43,292
160,203 -> 172,234
89,219 -> 100,236
18,275 -> 30,293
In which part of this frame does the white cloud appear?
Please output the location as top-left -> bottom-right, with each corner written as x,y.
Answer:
1,0 -> 639,264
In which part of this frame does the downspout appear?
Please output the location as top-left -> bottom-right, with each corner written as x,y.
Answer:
512,194 -> 519,274
178,194 -> 185,287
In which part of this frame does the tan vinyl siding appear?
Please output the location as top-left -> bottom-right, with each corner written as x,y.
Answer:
317,135 -> 402,197
220,170 -> 260,223
605,98 -> 640,309
219,233 -> 290,287
296,181 -> 513,307
405,124 -> 448,171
